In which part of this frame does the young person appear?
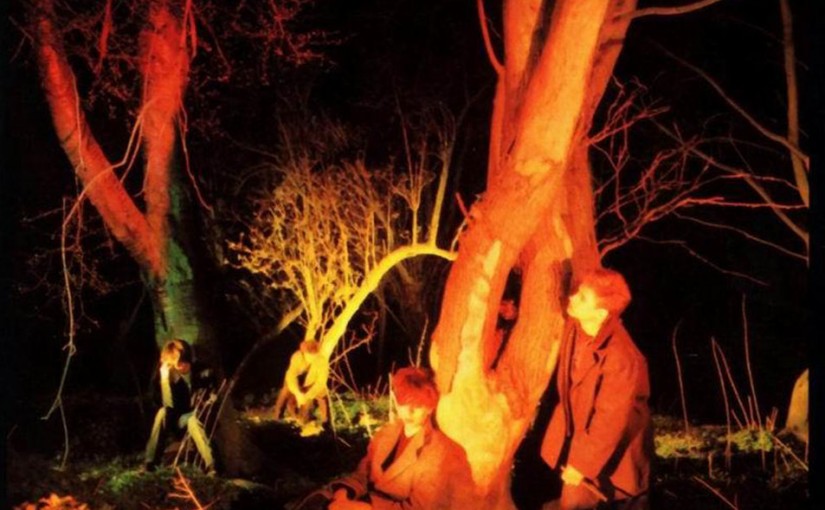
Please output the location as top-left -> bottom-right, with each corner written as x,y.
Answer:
274,340 -> 329,426
143,339 -> 216,475
541,269 -> 652,509
298,367 -> 474,510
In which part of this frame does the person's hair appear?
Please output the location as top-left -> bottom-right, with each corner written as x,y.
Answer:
578,268 -> 631,315
392,367 -> 439,410
160,339 -> 192,366
299,340 -> 320,354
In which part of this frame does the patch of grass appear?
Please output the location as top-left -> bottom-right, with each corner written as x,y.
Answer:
727,428 -> 773,453
329,391 -> 390,433
655,431 -> 709,459
8,454 -> 261,510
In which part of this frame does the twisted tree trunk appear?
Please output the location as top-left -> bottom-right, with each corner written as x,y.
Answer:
430,1 -> 637,507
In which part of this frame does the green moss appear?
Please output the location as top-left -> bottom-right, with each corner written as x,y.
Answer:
655,431 -> 709,459
726,428 -> 774,453
329,391 -> 390,433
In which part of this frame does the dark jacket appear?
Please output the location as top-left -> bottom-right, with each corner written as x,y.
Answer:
541,317 -> 652,499
152,362 -> 215,421
335,419 -> 475,510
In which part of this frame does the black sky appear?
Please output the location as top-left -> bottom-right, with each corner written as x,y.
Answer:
1,0 -> 822,453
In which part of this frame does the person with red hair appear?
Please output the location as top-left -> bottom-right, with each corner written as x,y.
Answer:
541,268 -> 652,510
296,367 -> 473,510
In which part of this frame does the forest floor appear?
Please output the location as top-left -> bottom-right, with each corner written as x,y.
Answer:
5,395 -> 808,509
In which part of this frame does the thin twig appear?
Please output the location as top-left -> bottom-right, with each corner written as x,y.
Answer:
476,0 -> 503,74
671,319 -> 690,434
655,43 -> 809,168
741,296 -> 762,429
169,467 -> 209,510
622,0 -> 724,21
692,476 -> 739,510
711,337 -> 733,469
771,432 -> 809,472
714,341 -> 750,428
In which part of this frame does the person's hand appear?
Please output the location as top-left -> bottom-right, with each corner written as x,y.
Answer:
328,489 -> 370,510
561,465 -> 584,487
329,495 -> 372,510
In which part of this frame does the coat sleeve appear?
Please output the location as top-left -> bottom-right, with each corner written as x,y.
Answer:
567,352 -> 648,482
330,427 -> 381,499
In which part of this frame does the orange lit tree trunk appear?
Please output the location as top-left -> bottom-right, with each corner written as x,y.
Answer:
34,0 -> 266,476
429,1 -> 636,507
34,0 -> 202,351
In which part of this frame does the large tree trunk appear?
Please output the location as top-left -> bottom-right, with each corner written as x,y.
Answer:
430,1 -> 636,507
33,0 -> 262,477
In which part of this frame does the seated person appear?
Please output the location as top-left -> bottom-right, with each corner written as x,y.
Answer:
274,340 -> 329,426
143,338 -> 216,475
297,367 -> 474,510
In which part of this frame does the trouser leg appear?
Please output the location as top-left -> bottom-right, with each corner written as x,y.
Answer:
274,386 -> 290,419
298,402 -> 311,424
183,414 -> 214,470
145,408 -> 168,467
316,395 -> 328,424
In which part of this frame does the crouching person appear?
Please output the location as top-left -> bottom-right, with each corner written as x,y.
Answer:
143,338 -> 217,476
297,367 -> 474,510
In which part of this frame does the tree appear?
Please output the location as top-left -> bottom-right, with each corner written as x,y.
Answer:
28,0 -> 323,473
424,0 -> 809,506
228,108 -> 458,416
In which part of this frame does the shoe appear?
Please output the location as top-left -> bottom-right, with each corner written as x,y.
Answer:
205,466 -> 217,477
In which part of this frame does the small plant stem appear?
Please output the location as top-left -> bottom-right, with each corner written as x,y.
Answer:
692,476 -> 739,510
711,338 -> 732,469
742,296 -> 762,429
771,433 -> 809,472
715,342 -> 749,428
671,320 -> 690,434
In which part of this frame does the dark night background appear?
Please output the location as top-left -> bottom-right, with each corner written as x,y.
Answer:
1,0 -> 824,508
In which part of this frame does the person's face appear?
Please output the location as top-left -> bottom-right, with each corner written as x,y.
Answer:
499,299 -> 518,321
566,284 -> 608,335
161,352 -> 189,374
397,403 -> 432,435
161,351 -> 180,369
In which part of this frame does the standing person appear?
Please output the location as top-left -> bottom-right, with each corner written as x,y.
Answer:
294,367 -> 474,510
541,269 -> 652,510
143,339 -> 217,475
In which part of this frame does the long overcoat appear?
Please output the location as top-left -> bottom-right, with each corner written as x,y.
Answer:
541,317 -> 652,498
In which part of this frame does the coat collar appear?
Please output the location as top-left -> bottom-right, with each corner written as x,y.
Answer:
592,316 -> 621,351
374,419 -> 433,483
569,316 -> 621,385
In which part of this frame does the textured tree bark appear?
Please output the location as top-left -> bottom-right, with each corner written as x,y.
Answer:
34,0 -> 202,350
34,0 -> 263,477
430,1 -> 637,507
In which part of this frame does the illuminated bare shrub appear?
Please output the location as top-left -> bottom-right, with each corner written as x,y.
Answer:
228,113 -> 456,423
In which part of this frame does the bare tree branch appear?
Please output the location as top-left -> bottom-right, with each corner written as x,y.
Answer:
620,0 -> 724,21
780,0 -> 809,207
657,44 -> 810,170
477,0 -> 504,75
